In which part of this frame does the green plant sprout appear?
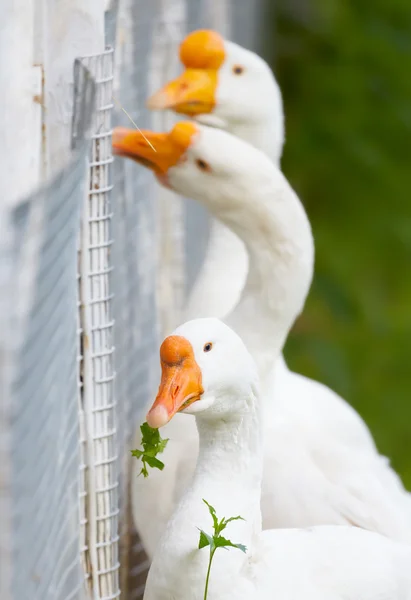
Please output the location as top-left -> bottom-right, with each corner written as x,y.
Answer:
131,422 -> 169,477
198,499 -> 247,600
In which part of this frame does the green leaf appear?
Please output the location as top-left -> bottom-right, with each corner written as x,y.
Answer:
142,447 -> 161,458
202,499 -> 219,534
214,536 -> 247,553
223,515 -> 245,525
215,517 -> 226,535
199,500 -> 247,600
140,421 -> 159,445
140,422 -> 169,453
130,421 -> 169,477
206,512 -> 245,536
198,529 -> 215,551
140,464 -> 149,478
144,455 -> 165,471
130,449 -> 143,459
157,438 -> 169,453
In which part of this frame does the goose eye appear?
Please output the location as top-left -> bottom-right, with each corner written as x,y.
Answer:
196,158 -> 211,172
203,342 -> 213,353
232,65 -> 244,75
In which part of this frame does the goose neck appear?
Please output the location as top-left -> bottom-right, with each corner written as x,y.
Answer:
144,390 -> 263,600
194,396 -> 263,490
224,172 -> 314,375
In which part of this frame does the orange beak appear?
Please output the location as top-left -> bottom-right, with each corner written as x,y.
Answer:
112,121 -> 199,174
146,29 -> 225,117
147,336 -> 204,429
147,69 -> 218,116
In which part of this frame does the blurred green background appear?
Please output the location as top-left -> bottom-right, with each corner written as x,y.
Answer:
263,0 -> 411,486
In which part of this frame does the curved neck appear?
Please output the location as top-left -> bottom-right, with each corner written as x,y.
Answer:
195,399 -> 262,493
227,178 -> 313,378
185,113 -> 284,323
146,391 -> 262,600
190,164 -> 312,385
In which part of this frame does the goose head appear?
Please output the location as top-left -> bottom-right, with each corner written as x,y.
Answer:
147,29 -> 284,162
113,121 -> 314,359
112,120 -> 274,214
147,318 -> 259,429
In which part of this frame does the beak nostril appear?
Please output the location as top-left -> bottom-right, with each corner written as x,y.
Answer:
173,385 -> 180,398
179,82 -> 189,91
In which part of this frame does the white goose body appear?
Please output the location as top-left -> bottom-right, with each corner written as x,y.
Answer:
177,37 -> 381,457
145,33 -> 396,456
143,319 -> 411,600
167,124 -> 411,540
115,86 -> 411,559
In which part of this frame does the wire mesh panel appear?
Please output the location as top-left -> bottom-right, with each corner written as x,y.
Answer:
2,147 -> 89,600
72,60 -> 99,597
78,48 -> 120,600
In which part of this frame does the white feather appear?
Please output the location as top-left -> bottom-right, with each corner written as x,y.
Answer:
144,319 -> 411,600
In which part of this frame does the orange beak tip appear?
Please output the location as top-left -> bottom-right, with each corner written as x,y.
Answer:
147,90 -> 170,111
147,405 -> 170,429
111,127 -> 131,155
112,127 -> 127,141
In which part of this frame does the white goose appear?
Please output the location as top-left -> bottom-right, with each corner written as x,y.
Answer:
148,28 -> 385,453
113,120 -> 411,558
144,317 -> 411,600
148,28 -> 284,321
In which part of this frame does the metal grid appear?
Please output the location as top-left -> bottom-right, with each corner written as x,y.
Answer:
78,48 -> 120,600
3,149 -> 89,600
72,60 -> 98,596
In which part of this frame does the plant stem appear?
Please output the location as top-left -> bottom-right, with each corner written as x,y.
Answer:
204,548 -> 216,600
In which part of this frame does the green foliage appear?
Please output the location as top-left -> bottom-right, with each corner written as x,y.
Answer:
131,422 -> 169,477
263,0 -> 411,486
198,500 -> 246,600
